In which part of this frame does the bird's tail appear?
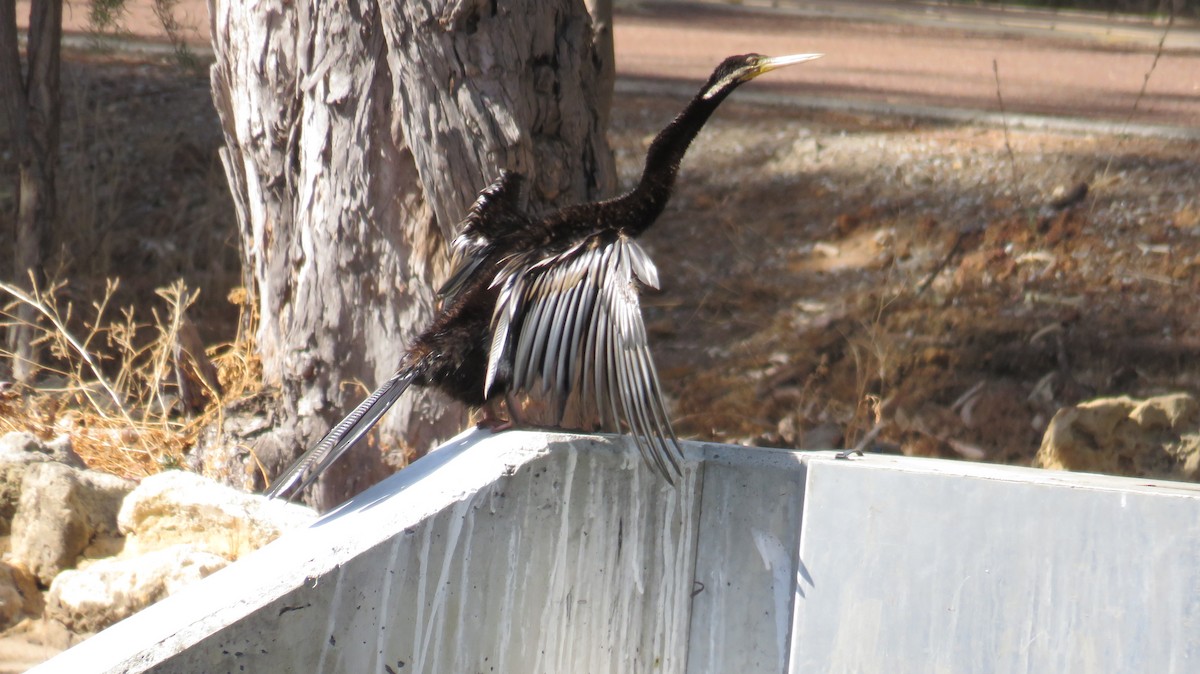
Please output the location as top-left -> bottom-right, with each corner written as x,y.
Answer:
265,367 -> 417,500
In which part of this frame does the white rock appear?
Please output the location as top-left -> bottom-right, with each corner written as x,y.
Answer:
45,545 -> 227,633
0,432 -> 85,536
119,470 -> 316,560
1037,393 -> 1200,481
10,463 -> 134,585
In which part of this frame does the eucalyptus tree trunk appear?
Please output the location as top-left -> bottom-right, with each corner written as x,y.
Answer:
207,0 -> 615,507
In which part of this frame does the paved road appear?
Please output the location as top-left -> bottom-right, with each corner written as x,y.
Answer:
618,3 -> 1198,131
699,0 -> 1200,49
17,1 -> 1200,130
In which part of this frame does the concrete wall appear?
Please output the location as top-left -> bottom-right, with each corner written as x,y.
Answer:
31,430 -> 1200,673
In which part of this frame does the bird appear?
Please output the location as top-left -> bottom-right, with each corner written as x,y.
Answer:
265,52 -> 823,500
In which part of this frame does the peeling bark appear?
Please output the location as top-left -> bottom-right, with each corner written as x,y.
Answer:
207,0 -> 614,507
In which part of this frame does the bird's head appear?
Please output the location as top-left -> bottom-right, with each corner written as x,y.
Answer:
701,52 -> 823,100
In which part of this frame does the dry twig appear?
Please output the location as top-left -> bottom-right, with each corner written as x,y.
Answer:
992,59 -> 1022,209
0,277 -> 131,422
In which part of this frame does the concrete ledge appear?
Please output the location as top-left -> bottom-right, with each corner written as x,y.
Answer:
31,431 -> 1200,673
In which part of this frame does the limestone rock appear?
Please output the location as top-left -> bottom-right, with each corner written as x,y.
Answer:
9,463 -> 135,585
0,562 -> 43,631
45,545 -> 227,633
1035,393 -> 1200,481
119,470 -> 316,560
0,432 -> 84,468
0,432 -> 84,535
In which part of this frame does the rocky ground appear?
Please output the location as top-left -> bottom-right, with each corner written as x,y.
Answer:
1,49 -> 1199,668
0,432 -> 315,672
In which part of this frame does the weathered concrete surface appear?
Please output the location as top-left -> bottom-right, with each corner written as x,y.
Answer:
788,457 -> 1200,673
29,430 -> 1200,673
688,445 -> 807,674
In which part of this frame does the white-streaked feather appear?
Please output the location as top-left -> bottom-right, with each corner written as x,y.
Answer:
486,233 -> 682,482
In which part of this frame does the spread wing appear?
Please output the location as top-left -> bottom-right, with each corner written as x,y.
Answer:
439,170 -> 527,299
487,233 -> 683,483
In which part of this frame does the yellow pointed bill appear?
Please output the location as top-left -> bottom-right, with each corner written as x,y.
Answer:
755,52 -> 824,77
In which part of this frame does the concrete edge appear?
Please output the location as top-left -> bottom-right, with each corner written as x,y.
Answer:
697,438 -> 1200,497
805,448 -> 1200,497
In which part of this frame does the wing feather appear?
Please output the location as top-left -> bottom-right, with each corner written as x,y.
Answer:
485,274 -> 519,396
567,265 -> 598,408
487,233 -> 682,482
544,263 -> 584,398
440,171 -> 527,299
552,274 -> 584,412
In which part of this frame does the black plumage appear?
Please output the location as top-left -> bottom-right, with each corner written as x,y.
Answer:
266,52 -> 823,500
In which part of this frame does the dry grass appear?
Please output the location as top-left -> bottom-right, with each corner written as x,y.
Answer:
0,276 -> 259,480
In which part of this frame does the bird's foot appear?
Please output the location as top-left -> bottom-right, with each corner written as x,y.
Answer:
477,418 -> 513,432
476,404 -> 513,432
835,448 -> 864,460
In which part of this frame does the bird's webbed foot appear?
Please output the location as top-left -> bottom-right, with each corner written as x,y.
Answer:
476,400 -> 513,432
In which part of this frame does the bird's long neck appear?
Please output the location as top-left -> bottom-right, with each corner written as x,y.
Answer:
620,86 -> 733,236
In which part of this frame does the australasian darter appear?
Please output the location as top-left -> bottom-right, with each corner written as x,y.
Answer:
266,52 -> 823,500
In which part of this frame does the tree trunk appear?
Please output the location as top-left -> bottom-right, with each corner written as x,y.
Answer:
0,0 -> 62,383
207,0 -> 614,508
585,0 -> 615,131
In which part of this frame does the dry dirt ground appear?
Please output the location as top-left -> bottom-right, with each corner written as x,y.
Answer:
630,98 -> 1200,463
3,51 -> 1198,471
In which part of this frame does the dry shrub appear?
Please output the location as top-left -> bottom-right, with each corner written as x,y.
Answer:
0,276 -> 260,479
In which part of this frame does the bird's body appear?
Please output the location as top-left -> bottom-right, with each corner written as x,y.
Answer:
266,52 -> 823,500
